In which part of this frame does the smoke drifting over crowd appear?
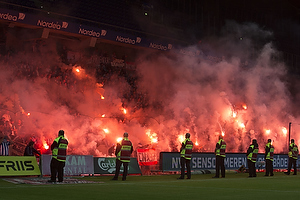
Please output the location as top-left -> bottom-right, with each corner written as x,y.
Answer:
0,21 -> 299,156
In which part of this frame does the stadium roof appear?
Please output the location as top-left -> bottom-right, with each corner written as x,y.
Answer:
0,0 -> 188,44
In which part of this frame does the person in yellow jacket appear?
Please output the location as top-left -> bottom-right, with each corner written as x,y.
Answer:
213,135 -> 226,178
264,139 -> 274,176
246,139 -> 258,177
112,132 -> 133,181
178,133 -> 193,179
284,139 -> 299,175
48,130 -> 68,183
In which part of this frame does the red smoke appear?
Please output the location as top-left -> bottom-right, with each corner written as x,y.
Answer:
0,22 -> 299,156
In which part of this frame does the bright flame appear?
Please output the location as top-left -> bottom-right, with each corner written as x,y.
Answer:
145,129 -> 158,143
116,137 -> 122,143
151,138 -> 158,143
101,114 -> 105,118
221,131 -> 225,137
282,127 -> 287,136
195,141 -> 199,146
232,111 -> 237,118
242,104 -> 247,110
101,95 -> 105,100
72,66 -> 86,79
239,122 -> 245,128
265,129 -> 271,135
43,142 -> 49,150
178,134 -> 185,143
123,108 -> 127,114
103,129 -> 109,134
27,112 -> 31,116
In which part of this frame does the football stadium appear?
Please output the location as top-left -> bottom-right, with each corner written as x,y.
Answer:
0,0 -> 299,199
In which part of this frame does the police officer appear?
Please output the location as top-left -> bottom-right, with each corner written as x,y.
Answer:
213,135 -> 226,178
284,139 -> 299,175
246,139 -> 259,177
178,133 -> 193,179
48,130 -> 68,183
112,132 -> 133,181
264,139 -> 274,176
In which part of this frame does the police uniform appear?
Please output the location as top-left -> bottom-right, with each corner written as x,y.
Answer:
264,139 -> 274,176
285,139 -> 299,175
213,136 -> 226,178
178,133 -> 193,179
49,130 -> 68,182
247,139 -> 258,177
112,132 -> 133,181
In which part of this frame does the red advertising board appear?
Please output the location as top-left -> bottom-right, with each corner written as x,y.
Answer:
137,148 -> 158,166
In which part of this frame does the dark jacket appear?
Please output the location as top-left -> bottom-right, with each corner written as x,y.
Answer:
24,145 -> 41,156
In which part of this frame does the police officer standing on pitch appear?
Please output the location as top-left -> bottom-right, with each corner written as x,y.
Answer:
264,139 -> 274,176
246,139 -> 259,177
213,135 -> 226,178
112,132 -> 133,181
178,133 -> 193,179
48,130 -> 68,183
284,139 -> 299,175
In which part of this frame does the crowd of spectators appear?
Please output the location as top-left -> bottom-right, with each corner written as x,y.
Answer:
0,41 -> 153,155
2,42 -> 150,111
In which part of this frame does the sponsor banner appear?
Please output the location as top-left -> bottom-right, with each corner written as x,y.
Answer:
115,34 -> 142,45
0,8 -> 26,22
0,8 -> 73,31
22,13 -> 74,32
41,155 -> 94,176
161,152 -> 298,171
77,24 -> 108,38
0,156 -> 41,176
0,7 -> 175,51
148,41 -> 173,51
94,157 -> 142,174
137,148 -> 158,166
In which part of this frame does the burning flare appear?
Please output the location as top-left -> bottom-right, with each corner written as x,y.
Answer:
282,127 -> 287,136
103,129 -> 109,134
116,137 -> 123,143
43,141 -> 49,150
265,129 -> 271,135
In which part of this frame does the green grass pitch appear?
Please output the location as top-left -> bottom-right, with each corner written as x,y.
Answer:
0,172 -> 299,200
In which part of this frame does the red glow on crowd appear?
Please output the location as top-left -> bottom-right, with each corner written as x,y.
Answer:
0,21 -> 299,158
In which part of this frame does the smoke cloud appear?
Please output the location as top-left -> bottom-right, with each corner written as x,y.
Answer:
0,21 -> 299,156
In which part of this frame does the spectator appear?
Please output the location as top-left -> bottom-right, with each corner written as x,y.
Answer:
0,135 -> 12,156
108,144 -> 115,156
24,140 -> 41,157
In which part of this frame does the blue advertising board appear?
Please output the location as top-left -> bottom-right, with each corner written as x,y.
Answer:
41,155 -> 94,176
161,152 -> 298,171
0,7 -> 174,51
